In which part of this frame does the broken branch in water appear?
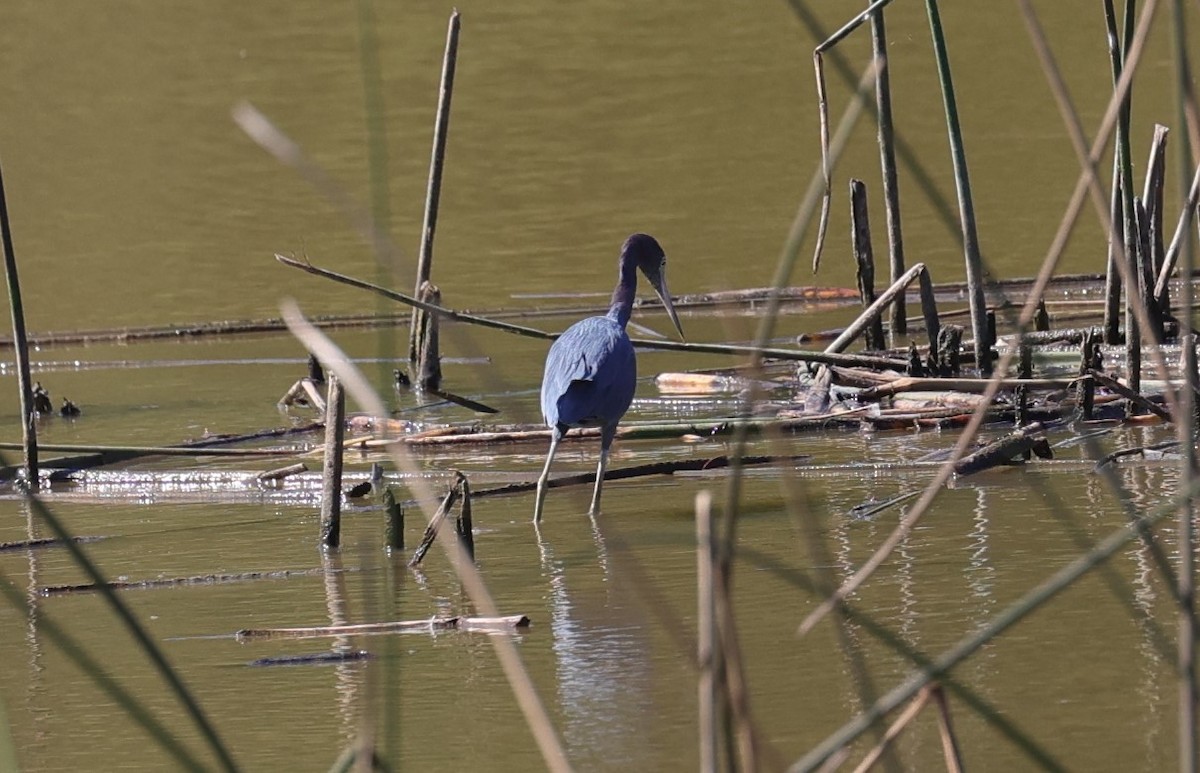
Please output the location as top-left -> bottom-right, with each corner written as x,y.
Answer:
236,614 -> 530,640
953,423 -> 1052,476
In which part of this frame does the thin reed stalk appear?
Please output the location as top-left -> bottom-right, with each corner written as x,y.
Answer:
695,491 -> 718,773
1172,2 -> 1199,769
1102,0 -> 1129,344
924,0 -> 989,374
279,250 -> 911,368
277,253 -> 554,341
849,687 -> 931,773
867,0 -> 906,338
932,685 -> 965,773
354,0 -> 401,399
409,10 -> 461,365
0,161 -> 38,488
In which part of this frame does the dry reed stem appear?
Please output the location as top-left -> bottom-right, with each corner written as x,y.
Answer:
0,161 -> 39,488
281,303 -> 572,773
848,686 -> 932,773
1170,2 -> 1199,769
798,0 -> 1163,639
931,685 -> 965,772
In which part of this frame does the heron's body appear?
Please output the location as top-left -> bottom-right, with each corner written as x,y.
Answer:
540,316 -> 636,434
533,234 -> 683,522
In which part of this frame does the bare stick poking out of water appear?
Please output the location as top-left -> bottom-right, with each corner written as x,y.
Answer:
320,375 -> 346,549
0,160 -> 39,488
409,9 -> 461,367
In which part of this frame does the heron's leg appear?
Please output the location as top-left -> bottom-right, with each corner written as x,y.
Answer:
588,425 -> 617,516
533,429 -> 562,523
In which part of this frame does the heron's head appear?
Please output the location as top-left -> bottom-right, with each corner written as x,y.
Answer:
622,233 -> 684,341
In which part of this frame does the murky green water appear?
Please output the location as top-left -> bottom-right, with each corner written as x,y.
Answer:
0,1 -> 1197,770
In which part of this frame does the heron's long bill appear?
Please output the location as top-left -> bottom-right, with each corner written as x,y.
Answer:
651,265 -> 685,342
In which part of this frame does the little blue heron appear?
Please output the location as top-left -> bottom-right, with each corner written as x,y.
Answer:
533,233 -> 684,522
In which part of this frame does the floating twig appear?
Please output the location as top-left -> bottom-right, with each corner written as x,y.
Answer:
278,377 -> 326,412
249,650 -> 372,667
237,614 -> 530,641
40,566 -> 336,596
277,253 -> 554,341
1094,439 -> 1180,470
0,535 -> 103,553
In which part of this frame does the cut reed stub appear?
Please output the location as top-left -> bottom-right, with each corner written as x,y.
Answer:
319,375 -> 346,549
412,281 -> 443,391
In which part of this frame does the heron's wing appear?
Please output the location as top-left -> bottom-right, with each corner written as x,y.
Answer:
540,317 -> 636,428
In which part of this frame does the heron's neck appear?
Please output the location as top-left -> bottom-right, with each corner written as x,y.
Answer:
606,260 -> 638,329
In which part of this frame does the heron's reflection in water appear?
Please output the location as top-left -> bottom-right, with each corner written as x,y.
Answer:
535,515 -> 655,768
